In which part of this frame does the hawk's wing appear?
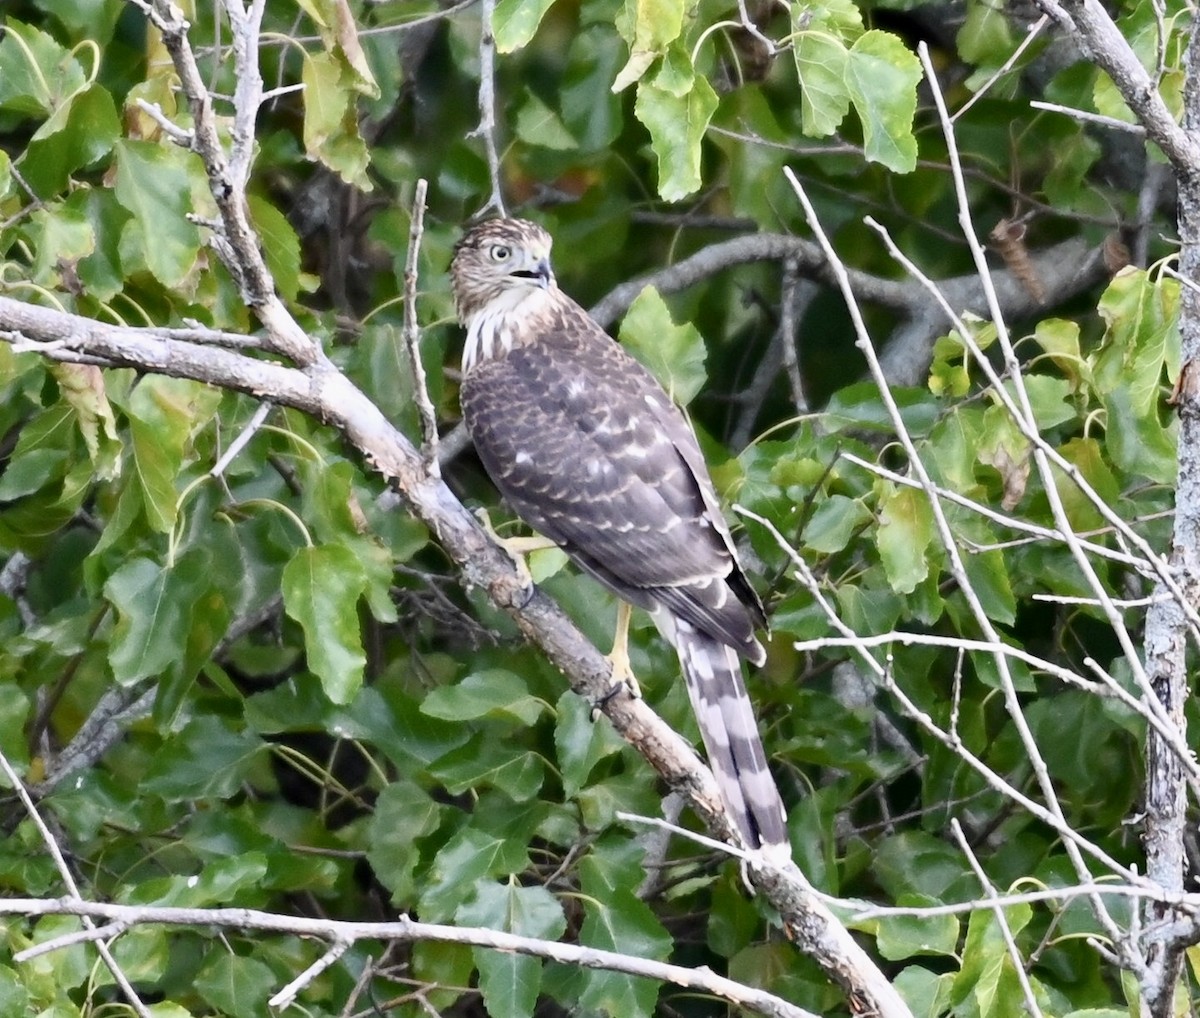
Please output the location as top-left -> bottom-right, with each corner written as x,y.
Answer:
460,301 -> 764,662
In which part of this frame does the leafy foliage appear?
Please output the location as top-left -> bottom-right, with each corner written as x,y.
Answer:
0,0 -> 1190,1015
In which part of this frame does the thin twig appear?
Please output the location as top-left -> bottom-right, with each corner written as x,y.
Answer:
1029,100 -> 1147,135
778,255 -> 808,414
212,400 -> 274,478
955,16 -> 1050,122
403,179 -> 440,476
472,0 -> 507,216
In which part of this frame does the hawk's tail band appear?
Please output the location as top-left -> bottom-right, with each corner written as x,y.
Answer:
673,619 -> 789,852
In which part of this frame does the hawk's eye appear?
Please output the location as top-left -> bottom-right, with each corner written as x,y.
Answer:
489,244 -> 511,261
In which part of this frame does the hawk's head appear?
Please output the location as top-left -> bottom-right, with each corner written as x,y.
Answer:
450,218 -> 555,324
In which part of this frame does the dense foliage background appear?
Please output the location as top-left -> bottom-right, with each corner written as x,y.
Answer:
0,0 -> 1193,1015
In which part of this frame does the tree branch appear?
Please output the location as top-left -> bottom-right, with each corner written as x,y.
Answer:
0,896 -> 815,1018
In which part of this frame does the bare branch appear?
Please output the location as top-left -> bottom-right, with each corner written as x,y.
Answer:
471,0 -> 507,217
143,0 -> 315,364
0,897 -> 815,1018
403,179 -> 440,475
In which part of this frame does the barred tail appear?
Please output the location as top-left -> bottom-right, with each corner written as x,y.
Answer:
673,619 -> 788,852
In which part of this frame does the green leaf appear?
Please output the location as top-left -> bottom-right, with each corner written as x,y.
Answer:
514,89 -> 577,151
25,201 -> 95,287
894,965 -> 956,1018
340,686 -> 470,767
876,486 -> 934,594
951,904 -> 1034,1016
1103,386 -> 1176,485
494,0 -> 557,52
618,285 -> 707,402
633,75 -> 718,201
0,405 -> 74,501
845,32 -> 922,172
574,845 -> 672,1016
458,881 -> 567,1018
301,50 -> 373,189
420,827 -> 531,921
142,716 -> 265,800
421,669 -> 547,725
805,494 -> 870,553
367,781 -> 442,903
555,690 -> 623,797
194,953 -> 278,1017
281,543 -> 369,704
1094,267 -> 1179,413
22,84 -> 120,196
113,139 -> 202,287
871,896 -> 960,960
248,194 -> 302,302
105,550 -> 214,688
430,733 -> 545,801
792,6 -> 852,136
0,20 -> 86,117
964,549 -> 1015,625
124,376 -> 220,533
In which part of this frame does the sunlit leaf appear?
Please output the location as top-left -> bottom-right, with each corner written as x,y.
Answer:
618,285 -> 707,402
845,31 -> 921,172
494,0 -> 557,52
876,486 -> 934,594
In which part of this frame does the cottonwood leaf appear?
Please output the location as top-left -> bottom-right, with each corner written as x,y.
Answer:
458,882 -> 566,1018
845,31 -> 921,172
876,486 -> 934,594
633,76 -> 717,200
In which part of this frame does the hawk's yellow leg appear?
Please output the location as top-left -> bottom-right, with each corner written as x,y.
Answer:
605,601 -> 642,701
475,508 -> 557,587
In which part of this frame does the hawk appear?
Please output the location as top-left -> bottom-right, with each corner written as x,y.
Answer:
451,218 -> 788,853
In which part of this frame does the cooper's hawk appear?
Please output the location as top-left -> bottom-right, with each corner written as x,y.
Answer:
451,218 -> 788,853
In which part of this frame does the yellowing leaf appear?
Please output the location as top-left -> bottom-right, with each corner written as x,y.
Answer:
494,0 -> 557,53
876,486 -> 934,594
612,0 -> 684,91
301,51 -> 373,190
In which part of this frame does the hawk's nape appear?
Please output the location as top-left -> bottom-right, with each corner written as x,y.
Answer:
451,217 -> 789,854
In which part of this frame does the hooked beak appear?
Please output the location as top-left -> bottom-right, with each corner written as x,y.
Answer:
513,257 -> 553,289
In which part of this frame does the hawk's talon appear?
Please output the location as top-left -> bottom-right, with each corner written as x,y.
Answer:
588,680 -> 628,719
